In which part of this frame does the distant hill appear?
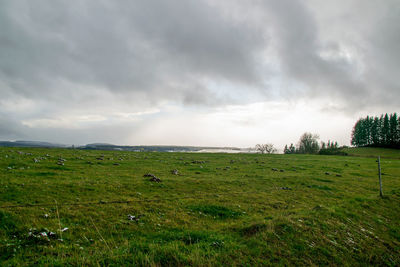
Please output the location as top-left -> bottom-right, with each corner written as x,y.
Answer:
0,140 -> 67,148
0,140 -> 244,152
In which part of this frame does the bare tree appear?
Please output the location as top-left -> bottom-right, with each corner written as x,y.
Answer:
255,144 -> 266,154
255,143 -> 277,154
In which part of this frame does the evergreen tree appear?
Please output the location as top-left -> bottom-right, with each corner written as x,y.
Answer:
321,141 -> 326,150
398,116 -> 400,145
382,113 -> 390,145
351,113 -> 399,148
379,115 -> 384,145
284,145 -> 289,154
351,119 -> 363,146
368,116 -> 374,145
389,113 -> 398,145
360,118 -> 369,146
371,116 -> 380,145
289,143 -> 296,154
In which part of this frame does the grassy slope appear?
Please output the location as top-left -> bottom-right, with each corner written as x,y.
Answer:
0,147 -> 399,266
343,147 -> 400,159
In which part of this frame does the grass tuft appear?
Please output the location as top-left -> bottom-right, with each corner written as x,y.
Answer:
189,204 -> 242,219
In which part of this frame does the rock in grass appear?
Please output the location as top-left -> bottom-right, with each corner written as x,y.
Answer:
28,228 -> 58,242
272,168 -> 278,171
336,174 -> 342,177
127,214 -> 143,222
149,176 -> 162,182
144,173 -> 162,182
171,169 -> 179,175
192,160 -> 205,164
280,187 -> 292,190
325,172 -> 331,175
312,205 -> 326,211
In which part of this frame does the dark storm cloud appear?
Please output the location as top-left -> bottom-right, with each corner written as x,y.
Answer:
261,0 -> 400,109
363,1 -> 400,105
0,0 -> 266,105
1,0 -> 399,108
262,0 -> 363,104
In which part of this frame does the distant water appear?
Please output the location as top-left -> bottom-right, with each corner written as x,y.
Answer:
195,148 -> 257,153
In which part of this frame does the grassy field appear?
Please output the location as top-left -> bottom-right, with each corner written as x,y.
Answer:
343,147 -> 400,159
0,147 -> 399,266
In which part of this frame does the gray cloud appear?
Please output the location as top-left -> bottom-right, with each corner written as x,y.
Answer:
262,0 -> 363,103
0,116 -> 26,138
0,0 -> 399,144
0,0 -> 266,106
261,0 -> 400,110
2,0 -> 399,107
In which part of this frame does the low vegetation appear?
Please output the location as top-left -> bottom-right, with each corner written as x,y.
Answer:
0,147 -> 399,266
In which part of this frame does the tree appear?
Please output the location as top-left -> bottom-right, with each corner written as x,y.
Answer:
398,116 -> 400,145
284,145 -> 289,154
289,143 -> 296,154
371,116 -> 380,145
255,144 -> 266,154
382,113 -> 390,145
351,119 -> 362,146
389,113 -> 398,146
255,143 -> 277,154
321,141 -> 326,150
379,114 -> 384,145
284,143 -> 296,154
297,133 -> 320,154
351,113 -> 400,148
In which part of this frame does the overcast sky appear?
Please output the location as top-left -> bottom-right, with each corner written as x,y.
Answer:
0,0 -> 399,149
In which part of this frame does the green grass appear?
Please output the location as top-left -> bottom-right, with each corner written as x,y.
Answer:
0,147 -> 399,266
343,147 -> 400,159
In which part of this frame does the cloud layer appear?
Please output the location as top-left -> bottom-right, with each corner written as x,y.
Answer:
0,0 -> 399,146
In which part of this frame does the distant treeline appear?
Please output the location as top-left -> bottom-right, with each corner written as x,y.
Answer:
283,132 -> 345,155
351,113 -> 400,148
